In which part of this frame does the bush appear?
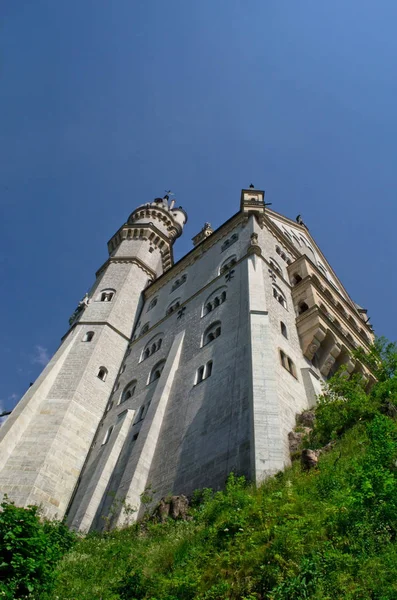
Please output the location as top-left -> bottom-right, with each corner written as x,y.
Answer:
0,498 -> 75,599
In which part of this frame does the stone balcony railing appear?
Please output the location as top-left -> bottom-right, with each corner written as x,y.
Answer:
287,256 -> 376,388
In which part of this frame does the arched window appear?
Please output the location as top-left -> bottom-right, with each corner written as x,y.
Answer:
149,360 -> 166,384
298,301 -> 309,315
203,321 -> 221,346
147,297 -> 158,311
269,258 -> 282,276
166,299 -> 180,315
275,245 -> 291,264
292,234 -> 301,247
140,334 -> 163,362
203,287 -> 227,316
291,273 -> 302,286
280,321 -> 288,338
221,233 -> 238,252
98,289 -> 115,302
140,323 -> 150,336
196,366 -> 205,384
272,285 -> 287,309
97,367 -> 108,381
102,425 -> 114,445
317,263 -> 327,277
171,274 -> 187,292
206,360 -> 213,378
194,361 -> 213,385
120,380 -> 137,403
83,331 -> 94,342
282,228 -> 292,241
219,255 -> 237,275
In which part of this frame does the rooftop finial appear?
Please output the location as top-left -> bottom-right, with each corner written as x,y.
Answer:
296,214 -> 307,228
163,189 -> 174,201
249,183 -> 255,189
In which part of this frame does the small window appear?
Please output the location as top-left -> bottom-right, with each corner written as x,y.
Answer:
203,322 -> 222,346
206,360 -> 213,378
195,361 -> 213,385
221,233 -> 238,252
97,367 -> 108,381
102,425 -> 114,445
203,287 -> 227,316
149,360 -> 166,384
317,263 -> 327,277
292,234 -> 301,247
83,331 -> 95,342
219,255 -> 237,275
269,258 -> 282,276
291,273 -> 302,286
196,366 -> 205,384
280,350 -> 297,378
141,334 -> 163,361
166,299 -> 180,315
135,405 -> 145,423
272,286 -> 287,309
121,380 -> 137,403
147,297 -> 158,311
98,289 -> 115,302
298,301 -> 309,315
281,322 -> 288,338
140,323 -> 150,336
171,274 -> 187,292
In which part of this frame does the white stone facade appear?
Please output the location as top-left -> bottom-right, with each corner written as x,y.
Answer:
0,190 -> 374,529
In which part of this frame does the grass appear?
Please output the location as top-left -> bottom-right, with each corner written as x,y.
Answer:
45,339 -> 397,599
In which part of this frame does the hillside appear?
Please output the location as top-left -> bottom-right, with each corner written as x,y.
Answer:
2,339 -> 397,600
43,339 -> 397,600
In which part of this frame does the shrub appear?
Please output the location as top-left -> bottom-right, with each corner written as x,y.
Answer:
0,498 -> 75,599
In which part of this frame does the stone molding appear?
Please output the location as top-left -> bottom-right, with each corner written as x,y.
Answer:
95,256 -> 157,281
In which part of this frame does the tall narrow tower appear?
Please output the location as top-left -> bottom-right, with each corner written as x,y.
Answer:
0,196 -> 187,519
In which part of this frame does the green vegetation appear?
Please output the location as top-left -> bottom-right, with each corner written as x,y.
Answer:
4,337 -> 397,599
0,499 -> 75,599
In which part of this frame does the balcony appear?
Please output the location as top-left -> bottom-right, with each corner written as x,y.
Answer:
287,256 -> 376,387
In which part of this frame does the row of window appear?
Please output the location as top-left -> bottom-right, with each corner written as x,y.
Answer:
102,343 -> 298,447
96,319 -> 290,394
145,257 -> 235,318
140,286 -> 228,337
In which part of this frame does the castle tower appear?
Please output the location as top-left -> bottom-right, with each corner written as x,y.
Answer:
0,195 -> 187,519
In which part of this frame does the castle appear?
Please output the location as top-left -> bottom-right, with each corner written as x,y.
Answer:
0,188 -> 375,531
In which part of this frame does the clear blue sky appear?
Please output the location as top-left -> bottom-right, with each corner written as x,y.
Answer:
1,1 -> 397,412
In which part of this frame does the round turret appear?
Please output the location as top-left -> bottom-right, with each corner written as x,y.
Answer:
127,196 -> 187,241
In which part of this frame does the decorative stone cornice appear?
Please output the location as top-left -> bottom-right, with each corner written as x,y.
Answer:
95,256 -> 157,281
61,320 -> 131,343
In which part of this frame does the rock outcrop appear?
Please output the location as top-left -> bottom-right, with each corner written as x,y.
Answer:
152,495 -> 190,523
